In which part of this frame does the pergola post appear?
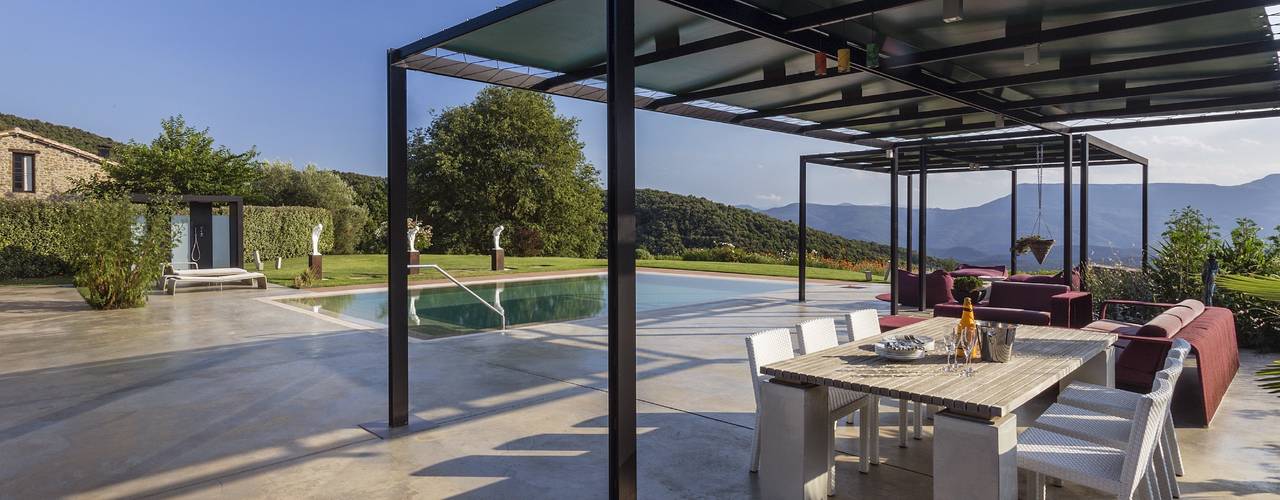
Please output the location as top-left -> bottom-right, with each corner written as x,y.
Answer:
1079,135 -> 1090,289
1009,169 -> 1018,274
798,158 -> 807,302
905,174 -> 913,273
889,148 -> 900,316
1062,135 -> 1074,287
917,149 -> 928,312
606,0 -> 638,497
1142,162 -> 1150,270
386,48 -> 409,428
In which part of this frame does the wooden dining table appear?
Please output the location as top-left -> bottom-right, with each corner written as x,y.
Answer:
756,317 -> 1116,499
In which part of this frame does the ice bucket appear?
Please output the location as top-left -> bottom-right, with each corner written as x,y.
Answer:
977,321 -> 1017,363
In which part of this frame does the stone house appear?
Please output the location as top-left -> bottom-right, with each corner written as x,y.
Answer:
3,127 -> 111,199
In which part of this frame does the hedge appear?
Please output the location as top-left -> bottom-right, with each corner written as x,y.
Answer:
0,198 -> 86,279
243,205 -> 333,263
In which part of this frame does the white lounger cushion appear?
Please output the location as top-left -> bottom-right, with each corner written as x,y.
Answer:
168,272 -> 264,283
172,267 -> 249,277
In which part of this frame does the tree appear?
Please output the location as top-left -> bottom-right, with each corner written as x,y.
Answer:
334,171 -> 387,253
80,116 -> 259,196
407,86 -> 604,257
250,161 -> 356,211
1148,207 -> 1218,303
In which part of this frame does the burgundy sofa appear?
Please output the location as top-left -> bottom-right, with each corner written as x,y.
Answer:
1008,269 -> 1081,290
933,281 -> 1092,328
875,269 -> 953,308
950,264 -> 1007,279
1083,299 -> 1239,425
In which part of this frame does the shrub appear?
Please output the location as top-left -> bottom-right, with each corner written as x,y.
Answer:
0,198 -> 85,279
511,227 -> 545,257
635,247 -> 654,260
1083,263 -> 1154,323
70,197 -> 177,309
293,268 -> 318,288
331,205 -> 370,255
243,206 -> 332,263
682,245 -> 782,264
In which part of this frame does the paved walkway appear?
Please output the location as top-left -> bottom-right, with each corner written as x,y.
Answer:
0,278 -> 1275,498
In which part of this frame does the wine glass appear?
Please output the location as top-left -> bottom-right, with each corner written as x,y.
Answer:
962,330 -> 980,377
941,335 -> 956,373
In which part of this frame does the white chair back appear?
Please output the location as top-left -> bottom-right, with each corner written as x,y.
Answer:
844,309 -> 881,342
1119,377 -> 1175,497
1157,339 -> 1191,386
746,328 -> 795,409
796,317 -> 840,354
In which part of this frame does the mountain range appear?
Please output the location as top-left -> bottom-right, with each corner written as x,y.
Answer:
759,175 -> 1280,269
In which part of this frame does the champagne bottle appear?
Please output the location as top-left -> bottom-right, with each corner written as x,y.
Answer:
956,297 -> 978,359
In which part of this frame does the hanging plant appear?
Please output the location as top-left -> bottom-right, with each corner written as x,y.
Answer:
1013,235 -> 1056,264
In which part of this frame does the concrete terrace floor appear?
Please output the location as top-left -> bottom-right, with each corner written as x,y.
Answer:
0,275 -> 1277,499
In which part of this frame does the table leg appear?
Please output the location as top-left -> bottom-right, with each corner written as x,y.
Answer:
759,379 -> 830,500
933,410 -> 1018,500
1060,345 -> 1114,392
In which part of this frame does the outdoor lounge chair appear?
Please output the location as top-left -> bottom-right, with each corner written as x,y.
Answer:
165,272 -> 267,294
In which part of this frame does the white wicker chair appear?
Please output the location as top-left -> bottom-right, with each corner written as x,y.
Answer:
1019,377 -> 1176,500
797,316 -> 901,475
747,327 -> 873,494
837,311 -> 926,444
1052,339 -> 1192,497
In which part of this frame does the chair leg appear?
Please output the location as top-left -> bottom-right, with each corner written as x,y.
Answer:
1161,438 -> 1181,498
898,399 -> 909,448
913,401 -> 923,440
827,420 -> 837,495
858,407 -> 872,473
1028,471 -> 1046,500
1165,414 -> 1183,476
1151,445 -> 1171,500
750,412 -> 763,473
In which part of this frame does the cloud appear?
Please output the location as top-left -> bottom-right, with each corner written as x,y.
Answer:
1240,138 -> 1262,145
1128,134 -> 1225,153
755,193 -> 783,204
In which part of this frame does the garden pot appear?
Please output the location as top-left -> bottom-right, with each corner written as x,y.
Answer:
952,288 -> 984,304
1029,239 -> 1055,264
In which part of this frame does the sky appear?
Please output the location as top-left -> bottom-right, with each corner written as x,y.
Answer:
4,1 -> 1279,210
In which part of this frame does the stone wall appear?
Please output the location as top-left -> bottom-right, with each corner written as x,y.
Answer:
2,130 -> 106,199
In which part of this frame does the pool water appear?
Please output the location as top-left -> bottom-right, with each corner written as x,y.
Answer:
280,273 -> 792,338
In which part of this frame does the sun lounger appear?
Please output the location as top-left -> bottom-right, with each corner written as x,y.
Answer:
165,272 -> 267,294
170,267 -> 250,277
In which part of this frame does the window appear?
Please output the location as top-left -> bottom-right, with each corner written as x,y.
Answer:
12,153 -> 35,192
97,145 -> 111,158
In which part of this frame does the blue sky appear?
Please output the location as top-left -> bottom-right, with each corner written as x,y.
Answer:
5,1 -> 1279,209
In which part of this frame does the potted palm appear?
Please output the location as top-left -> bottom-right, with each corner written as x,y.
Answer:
952,276 -> 985,304
1014,235 -> 1056,264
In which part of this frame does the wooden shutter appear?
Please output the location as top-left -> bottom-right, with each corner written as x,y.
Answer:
11,154 -> 20,192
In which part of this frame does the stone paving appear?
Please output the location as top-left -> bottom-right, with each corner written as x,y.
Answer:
0,275 -> 1275,498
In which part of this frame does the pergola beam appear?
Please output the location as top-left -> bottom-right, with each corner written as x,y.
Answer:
1031,93 -> 1280,123
781,0 -> 925,32
656,0 -> 1058,133
951,38 -> 1280,93
885,0 -> 1273,69
533,31 -> 757,91
646,67 -> 859,110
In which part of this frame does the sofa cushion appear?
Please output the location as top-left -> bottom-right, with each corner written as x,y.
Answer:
934,303 -> 1052,326
987,281 -> 1069,312
951,264 -> 1007,278
1173,299 -> 1206,318
1163,304 -> 1200,327
1009,270 -> 1081,290
1082,319 -> 1141,336
1136,313 -> 1183,338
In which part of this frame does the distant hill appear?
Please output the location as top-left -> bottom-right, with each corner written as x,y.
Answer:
0,113 -> 121,155
761,175 -> 1280,269
636,188 -> 953,266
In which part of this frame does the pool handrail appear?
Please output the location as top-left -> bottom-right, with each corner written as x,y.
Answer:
407,264 -> 507,331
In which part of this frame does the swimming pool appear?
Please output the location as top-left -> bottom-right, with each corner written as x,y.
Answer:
279,272 -> 792,338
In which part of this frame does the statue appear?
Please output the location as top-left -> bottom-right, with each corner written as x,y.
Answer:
1202,255 -> 1219,306
492,225 -> 505,250
310,223 -> 323,256
407,224 -> 421,252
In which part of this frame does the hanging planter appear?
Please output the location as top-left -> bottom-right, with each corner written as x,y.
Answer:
1014,235 -> 1056,264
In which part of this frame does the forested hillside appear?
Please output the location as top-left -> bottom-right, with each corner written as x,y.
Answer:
0,113 -> 121,154
636,189 -> 951,266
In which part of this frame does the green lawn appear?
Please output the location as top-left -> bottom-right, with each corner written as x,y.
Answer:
257,254 -> 882,288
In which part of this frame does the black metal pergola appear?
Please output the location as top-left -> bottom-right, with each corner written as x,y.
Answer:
386,1 -> 1280,497
797,134 -> 1149,315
